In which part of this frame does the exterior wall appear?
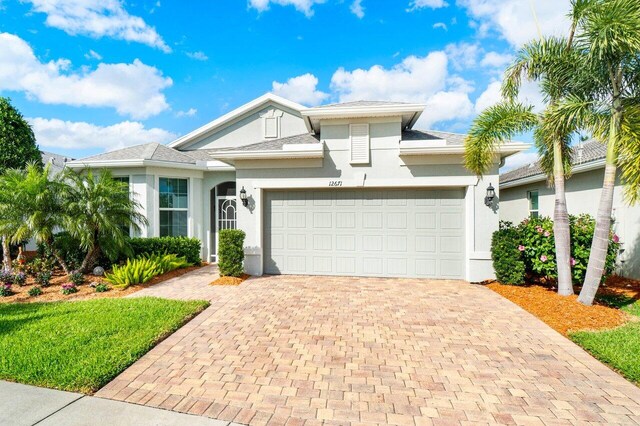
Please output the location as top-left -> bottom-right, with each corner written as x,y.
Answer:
181,102 -> 308,150
235,117 -> 499,282
500,168 -> 640,279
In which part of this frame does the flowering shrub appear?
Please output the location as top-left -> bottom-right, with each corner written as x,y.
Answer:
0,271 -> 13,285
0,283 -> 12,297
35,271 -> 52,287
491,214 -> 620,285
28,286 -> 43,297
13,272 -> 26,286
69,271 -> 85,286
61,283 -> 78,295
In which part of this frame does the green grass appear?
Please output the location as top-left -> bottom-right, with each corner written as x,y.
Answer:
570,296 -> 640,385
0,297 -> 209,393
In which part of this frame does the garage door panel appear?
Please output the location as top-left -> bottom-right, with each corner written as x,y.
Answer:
264,188 -> 465,279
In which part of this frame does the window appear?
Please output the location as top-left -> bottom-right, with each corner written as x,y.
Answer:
350,123 -> 370,164
159,178 -> 188,237
113,176 -> 131,236
528,191 -> 539,218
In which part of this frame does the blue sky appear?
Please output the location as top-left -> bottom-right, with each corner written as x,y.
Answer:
0,0 -> 571,168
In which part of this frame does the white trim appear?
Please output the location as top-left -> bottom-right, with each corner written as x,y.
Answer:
157,176 -> 190,238
500,158 -> 606,189
211,144 -> 325,161
252,176 -> 478,189
169,93 -> 307,149
399,142 -> 531,156
465,185 -> 475,282
302,103 -> 425,119
67,159 -> 206,170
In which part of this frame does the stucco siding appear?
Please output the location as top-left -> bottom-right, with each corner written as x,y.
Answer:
181,102 -> 308,150
500,168 -> 640,278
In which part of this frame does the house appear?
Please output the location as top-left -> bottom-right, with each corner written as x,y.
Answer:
500,140 -> 640,279
67,93 -> 529,282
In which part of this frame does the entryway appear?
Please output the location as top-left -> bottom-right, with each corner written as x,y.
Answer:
210,181 -> 237,262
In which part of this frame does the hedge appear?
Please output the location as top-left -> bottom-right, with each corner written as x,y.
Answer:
491,222 -> 526,285
218,229 -> 245,277
127,237 -> 202,265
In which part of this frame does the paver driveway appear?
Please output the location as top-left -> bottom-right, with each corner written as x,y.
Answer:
98,275 -> 640,425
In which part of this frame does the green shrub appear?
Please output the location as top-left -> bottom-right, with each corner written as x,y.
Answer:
490,215 -> 620,285
218,229 -> 245,277
491,222 -> 526,285
35,271 -> 52,287
61,283 -> 78,295
105,253 -> 192,289
28,286 -> 43,297
94,283 -> 109,293
69,271 -> 85,286
37,232 -> 86,270
126,237 -> 201,265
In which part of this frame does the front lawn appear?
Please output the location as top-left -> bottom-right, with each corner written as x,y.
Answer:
0,297 -> 208,393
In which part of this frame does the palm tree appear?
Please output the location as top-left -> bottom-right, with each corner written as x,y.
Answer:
465,35 -> 583,296
545,0 -> 640,305
60,168 -> 147,273
0,169 -> 27,271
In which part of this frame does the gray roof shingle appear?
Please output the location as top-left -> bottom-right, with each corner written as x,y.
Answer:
402,129 -> 469,145
41,151 -> 73,174
500,139 -> 606,185
76,143 -> 196,164
213,133 -> 321,152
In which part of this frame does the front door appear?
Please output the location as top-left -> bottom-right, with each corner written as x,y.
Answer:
215,195 -> 237,260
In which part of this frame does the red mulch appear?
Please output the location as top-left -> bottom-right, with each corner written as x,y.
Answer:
210,274 -> 250,286
486,275 -> 640,336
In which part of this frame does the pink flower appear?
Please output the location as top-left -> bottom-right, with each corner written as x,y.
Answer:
570,257 -> 576,266
613,234 -> 620,243
540,255 -> 548,262
544,231 -> 550,237
518,245 -> 525,252
536,226 -> 543,233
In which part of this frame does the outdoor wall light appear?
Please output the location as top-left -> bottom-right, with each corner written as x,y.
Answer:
239,186 -> 248,207
484,183 -> 495,206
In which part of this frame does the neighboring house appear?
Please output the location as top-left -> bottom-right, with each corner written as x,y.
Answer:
24,151 -> 73,251
500,140 -> 640,279
67,93 -> 528,281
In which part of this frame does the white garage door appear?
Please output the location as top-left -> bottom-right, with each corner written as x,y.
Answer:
264,188 -> 465,279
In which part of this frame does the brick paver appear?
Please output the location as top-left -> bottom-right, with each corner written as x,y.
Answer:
98,273 -> 640,425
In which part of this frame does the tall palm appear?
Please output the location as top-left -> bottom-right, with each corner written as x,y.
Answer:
546,0 -> 640,305
465,35 -> 583,296
60,168 -> 147,273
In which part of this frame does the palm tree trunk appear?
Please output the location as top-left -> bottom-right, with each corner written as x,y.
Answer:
553,139 -> 573,296
80,246 -> 101,273
44,240 -> 70,274
2,236 -> 11,272
578,103 -> 621,305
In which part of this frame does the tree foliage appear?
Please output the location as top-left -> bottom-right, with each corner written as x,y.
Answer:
0,97 -> 41,174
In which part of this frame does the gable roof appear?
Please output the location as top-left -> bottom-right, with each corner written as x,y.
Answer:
500,140 -> 606,187
41,150 -> 73,174
168,93 -> 307,149
66,143 -> 199,169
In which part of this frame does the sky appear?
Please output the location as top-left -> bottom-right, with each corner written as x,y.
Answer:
0,0 -> 573,170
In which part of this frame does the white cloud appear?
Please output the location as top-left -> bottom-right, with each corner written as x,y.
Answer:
407,0 -> 448,11
501,151 -> 539,172
458,0 -> 571,47
350,0 -> 364,18
433,22 -> 447,30
84,49 -> 102,60
480,51 -> 513,68
29,117 -> 176,151
272,73 -> 329,106
186,51 -> 208,61
475,79 -> 545,113
176,108 -> 197,117
475,80 -> 501,113
24,0 -> 171,52
248,0 -> 326,17
445,42 -> 480,71
330,52 -> 474,127
0,32 -> 172,119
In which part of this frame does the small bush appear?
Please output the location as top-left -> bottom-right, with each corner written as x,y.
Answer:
35,271 -> 52,287
491,221 -> 526,285
218,229 -> 245,277
69,271 -> 85,286
0,271 -> 13,285
61,283 -> 78,295
94,283 -> 109,293
38,232 -> 86,270
26,258 -> 55,276
0,284 -> 12,297
28,286 -> 43,297
105,253 -> 191,289
13,272 -> 26,286
126,237 -> 202,265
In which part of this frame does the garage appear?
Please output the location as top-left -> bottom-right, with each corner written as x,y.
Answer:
263,188 -> 465,279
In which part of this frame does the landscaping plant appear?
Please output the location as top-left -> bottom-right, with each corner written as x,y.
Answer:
0,283 -> 11,297
94,283 -> 109,293
104,253 -> 191,289
69,271 -> 85,286
61,283 -> 78,295
35,271 -> 52,287
13,272 -> 26,286
0,270 -> 13,285
28,286 -> 43,297
126,237 -> 202,265
218,229 -> 245,277
491,222 -> 526,285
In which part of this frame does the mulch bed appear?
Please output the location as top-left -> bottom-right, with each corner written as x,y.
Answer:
211,274 -> 250,286
0,264 -> 207,304
487,275 -> 640,336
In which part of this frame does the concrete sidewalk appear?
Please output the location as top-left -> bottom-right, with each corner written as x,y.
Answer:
0,381 -> 241,426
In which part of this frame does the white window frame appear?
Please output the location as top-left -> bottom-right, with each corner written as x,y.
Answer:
349,123 -> 370,164
158,176 -> 190,237
113,175 -> 132,237
527,190 -> 539,218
